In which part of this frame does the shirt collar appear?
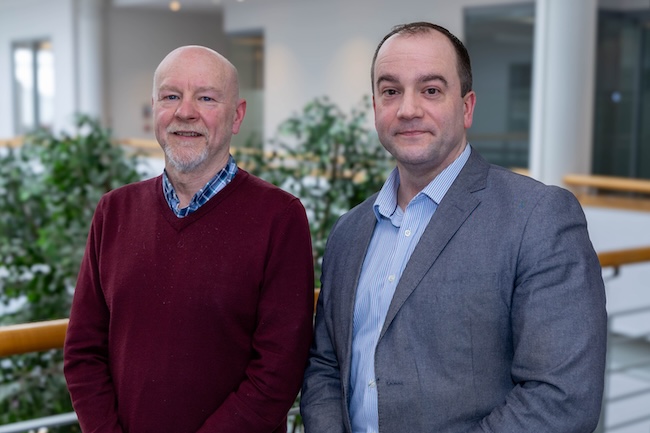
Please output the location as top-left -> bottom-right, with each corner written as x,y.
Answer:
162,154 -> 238,218
373,144 -> 472,221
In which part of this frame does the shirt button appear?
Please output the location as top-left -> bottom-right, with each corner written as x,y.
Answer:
404,229 -> 412,237
388,275 -> 395,282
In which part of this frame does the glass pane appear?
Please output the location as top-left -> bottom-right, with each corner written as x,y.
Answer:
636,24 -> 650,179
227,33 -> 264,150
12,39 -> 54,135
464,3 -> 535,169
592,12 -> 640,177
13,44 -> 35,134
37,41 -> 55,131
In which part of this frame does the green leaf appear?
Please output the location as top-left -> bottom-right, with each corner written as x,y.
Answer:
0,114 -> 140,427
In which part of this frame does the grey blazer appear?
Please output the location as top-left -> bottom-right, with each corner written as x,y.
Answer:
301,149 -> 607,433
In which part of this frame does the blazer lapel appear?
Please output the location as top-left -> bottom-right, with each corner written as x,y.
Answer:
379,150 -> 489,339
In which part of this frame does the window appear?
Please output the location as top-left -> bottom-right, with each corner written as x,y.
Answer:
226,33 -> 264,149
592,10 -> 650,179
12,39 -> 55,135
464,4 -> 534,169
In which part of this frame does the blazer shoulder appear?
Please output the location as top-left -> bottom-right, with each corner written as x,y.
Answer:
487,164 -> 577,202
455,150 -> 582,217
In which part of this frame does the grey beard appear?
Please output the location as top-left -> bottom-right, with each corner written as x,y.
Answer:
164,146 -> 209,173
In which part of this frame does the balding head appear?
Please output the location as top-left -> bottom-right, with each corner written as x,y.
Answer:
153,45 -> 240,102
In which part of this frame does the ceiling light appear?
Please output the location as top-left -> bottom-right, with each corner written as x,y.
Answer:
169,1 -> 181,11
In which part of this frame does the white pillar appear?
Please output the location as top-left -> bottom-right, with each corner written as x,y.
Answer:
529,0 -> 598,186
74,0 -> 105,121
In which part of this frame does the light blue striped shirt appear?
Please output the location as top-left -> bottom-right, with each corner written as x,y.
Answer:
349,144 -> 471,433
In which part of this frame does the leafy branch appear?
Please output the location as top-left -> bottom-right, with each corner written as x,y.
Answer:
0,115 -> 142,428
236,95 -> 392,283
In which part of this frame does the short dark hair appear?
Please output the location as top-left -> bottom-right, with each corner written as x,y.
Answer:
371,22 -> 473,97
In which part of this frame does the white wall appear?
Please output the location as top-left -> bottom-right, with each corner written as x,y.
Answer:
0,0 -> 77,139
0,1 -> 226,141
77,0 -> 106,122
105,6 -> 226,139
584,207 -> 650,337
0,0 -> 546,148
223,0 -> 533,142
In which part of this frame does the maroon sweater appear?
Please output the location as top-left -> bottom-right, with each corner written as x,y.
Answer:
64,170 -> 314,433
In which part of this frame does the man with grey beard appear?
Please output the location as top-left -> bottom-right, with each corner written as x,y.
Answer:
64,45 -> 315,433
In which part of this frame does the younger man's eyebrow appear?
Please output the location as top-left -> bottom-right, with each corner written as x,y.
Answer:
375,73 -> 449,89
419,74 -> 448,88
376,74 -> 399,88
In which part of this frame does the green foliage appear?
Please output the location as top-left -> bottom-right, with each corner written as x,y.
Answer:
0,97 -> 391,430
0,115 -> 142,428
236,96 -> 393,280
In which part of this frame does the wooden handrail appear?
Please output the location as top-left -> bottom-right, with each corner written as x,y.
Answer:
597,246 -> 650,269
563,173 -> 650,211
564,174 -> 650,195
0,136 -> 24,148
116,138 -> 163,158
0,319 -> 69,357
0,289 -> 322,357
1,246 -> 647,358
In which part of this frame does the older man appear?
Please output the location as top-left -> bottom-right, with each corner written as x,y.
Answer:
64,46 -> 314,433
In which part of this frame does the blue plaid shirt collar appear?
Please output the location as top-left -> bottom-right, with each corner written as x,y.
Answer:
162,155 -> 238,218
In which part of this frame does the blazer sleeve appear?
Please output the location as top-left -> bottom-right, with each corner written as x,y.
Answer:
474,187 -> 607,433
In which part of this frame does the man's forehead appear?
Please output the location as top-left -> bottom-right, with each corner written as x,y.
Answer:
374,31 -> 456,79
377,30 -> 451,59
157,57 -> 232,86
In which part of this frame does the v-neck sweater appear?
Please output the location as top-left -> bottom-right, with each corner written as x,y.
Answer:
64,170 -> 314,433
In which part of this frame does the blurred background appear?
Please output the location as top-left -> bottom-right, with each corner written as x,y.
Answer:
1,0 -> 650,432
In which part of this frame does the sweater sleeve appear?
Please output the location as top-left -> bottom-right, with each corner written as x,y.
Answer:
63,198 -> 124,433
196,197 -> 315,433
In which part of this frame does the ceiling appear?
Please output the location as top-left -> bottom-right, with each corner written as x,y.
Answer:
113,0 -> 218,12
112,0 -> 259,12
113,0 -> 650,14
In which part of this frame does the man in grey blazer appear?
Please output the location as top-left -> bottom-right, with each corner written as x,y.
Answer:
300,22 -> 607,432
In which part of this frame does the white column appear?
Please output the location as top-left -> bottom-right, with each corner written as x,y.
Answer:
74,0 -> 105,121
529,0 -> 598,186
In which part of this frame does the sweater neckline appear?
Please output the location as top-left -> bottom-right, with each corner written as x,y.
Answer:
156,169 -> 249,232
